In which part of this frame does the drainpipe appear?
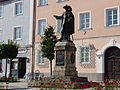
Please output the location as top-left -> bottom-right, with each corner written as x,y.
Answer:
31,0 -> 36,79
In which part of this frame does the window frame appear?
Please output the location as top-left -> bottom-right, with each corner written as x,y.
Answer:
80,46 -> 90,64
38,0 -> 48,6
14,26 -> 22,40
104,6 -> 120,27
0,6 -> 3,18
78,11 -> 92,30
37,18 -> 47,35
37,49 -> 44,65
56,0 -> 68,3
14,0 -> 23,16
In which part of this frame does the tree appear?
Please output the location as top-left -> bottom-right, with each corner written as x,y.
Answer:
7,40 -> 19,77
0,40 -> 19,79
41,26 -> 57,76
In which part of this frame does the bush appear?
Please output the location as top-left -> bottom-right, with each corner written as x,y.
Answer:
0,76 -> 17,82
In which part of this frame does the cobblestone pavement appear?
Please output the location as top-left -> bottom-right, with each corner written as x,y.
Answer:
0,79 -> 40,90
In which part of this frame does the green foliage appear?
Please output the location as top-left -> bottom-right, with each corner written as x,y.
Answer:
0,40 -> 19,59
41,26 -> 57,61
0,76 -> 17,82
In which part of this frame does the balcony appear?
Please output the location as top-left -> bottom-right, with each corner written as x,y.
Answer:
0,0 -> 9,2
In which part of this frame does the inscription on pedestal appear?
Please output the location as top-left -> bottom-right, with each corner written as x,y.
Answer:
56,50 -> 64,66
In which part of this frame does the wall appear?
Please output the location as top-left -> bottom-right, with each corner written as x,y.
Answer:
35,0 -> 120,81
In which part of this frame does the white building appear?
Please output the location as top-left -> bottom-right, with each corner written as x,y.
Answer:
0,0 -> 33,78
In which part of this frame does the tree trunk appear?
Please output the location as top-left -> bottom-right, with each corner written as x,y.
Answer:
50,60 -> 52,76
5,58 -> 8,82
9,59 -> 13,77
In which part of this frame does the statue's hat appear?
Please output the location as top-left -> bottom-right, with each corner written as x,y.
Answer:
63,5 -> 72,11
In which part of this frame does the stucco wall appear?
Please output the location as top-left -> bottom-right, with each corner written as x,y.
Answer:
0,0 -> 33,76
35,0 -> 120,80
0,0 -> 32,46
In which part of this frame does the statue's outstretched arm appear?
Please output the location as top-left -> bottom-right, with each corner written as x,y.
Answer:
54,15 -> 62,19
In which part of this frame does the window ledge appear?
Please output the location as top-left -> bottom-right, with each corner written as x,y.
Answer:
0,17 -> 3,19
37,34 -> 44,36
14,38 -> 22,41
105,25 -> 120,29
80,62 -> 90,64
56,0 -> 69,3
78,28 -> 92,31
37,63 -> 45,65
15,13 -> 23,16
38,4 -> 48,7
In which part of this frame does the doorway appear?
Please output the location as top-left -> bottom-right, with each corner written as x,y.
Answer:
18,58 -> 26,78
105,47 -> 120,79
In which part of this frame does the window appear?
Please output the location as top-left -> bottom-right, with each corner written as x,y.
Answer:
0,7 -> 2,18
56,19 -> 62,32
106,7 -> 119,26
15,1 -> 23,15
79,12 -> 91,30
14,27 -> 22,40
80,46 -> 90,63
56,0 -> 68,2
38,0 -> 47,6
38,19 -> 46,35
12,61 -> 18,70
37,50 -> 44,64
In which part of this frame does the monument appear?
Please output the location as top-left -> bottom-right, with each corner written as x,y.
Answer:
53,5 -> 88,82
28,5 -> 88,88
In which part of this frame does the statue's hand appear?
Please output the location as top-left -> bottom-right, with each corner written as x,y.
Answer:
54,15 -> 62,19
54,15 -> 57,18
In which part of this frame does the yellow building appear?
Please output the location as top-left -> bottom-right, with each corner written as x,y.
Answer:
34,0 -> 120,81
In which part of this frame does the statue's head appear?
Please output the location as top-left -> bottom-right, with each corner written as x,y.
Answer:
63,5 -> 72,11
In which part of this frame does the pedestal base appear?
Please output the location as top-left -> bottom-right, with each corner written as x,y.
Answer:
45,76 -> 88,82
53,66 -> 78,77
53,41 -> 78,77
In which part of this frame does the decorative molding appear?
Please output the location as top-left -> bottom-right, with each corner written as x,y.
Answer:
96,39 -> 120,73
97,39 -> 120,56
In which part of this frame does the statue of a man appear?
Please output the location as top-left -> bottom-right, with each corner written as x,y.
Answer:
54,5 -> 74,42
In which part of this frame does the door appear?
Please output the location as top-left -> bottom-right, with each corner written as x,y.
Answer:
18,58 -> 26,78
105,47 -> 120,80
106,57 -> 120,79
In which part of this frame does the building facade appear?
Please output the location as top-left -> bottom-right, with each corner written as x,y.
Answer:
0,0 -> 33,78
35,0 -> 120,81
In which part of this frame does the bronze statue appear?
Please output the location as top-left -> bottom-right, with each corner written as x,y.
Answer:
54,5 -> 74,42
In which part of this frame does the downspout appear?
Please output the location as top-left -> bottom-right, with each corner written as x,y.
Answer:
31,0 -> 36,79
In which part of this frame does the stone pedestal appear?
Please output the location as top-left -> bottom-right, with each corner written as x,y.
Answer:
53,41 -> 77,77
52,41 -> 88,82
